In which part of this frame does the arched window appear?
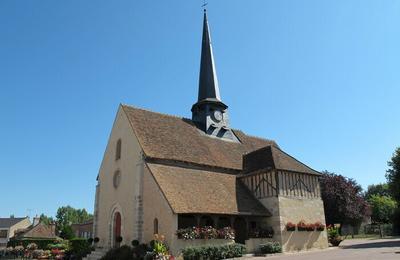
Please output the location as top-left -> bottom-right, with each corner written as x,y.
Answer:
116,139 -> 122,160
153,218 -> 159,234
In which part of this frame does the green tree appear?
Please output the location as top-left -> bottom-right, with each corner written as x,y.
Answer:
386,147 -> 400,203
386,147 -> 400,234
364,183 -> 390,200
55,206 -> 93,239
39,213 -> 55,225
368,195 -> 397,237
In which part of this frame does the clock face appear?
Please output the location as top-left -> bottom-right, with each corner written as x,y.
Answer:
213,110 -> 223,122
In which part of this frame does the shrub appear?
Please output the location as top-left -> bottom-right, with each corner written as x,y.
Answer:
327,225 -> 343,246
116,236 -> 123,243
69,238 -> 92,259
88,237 -> 94,244
94,237 -> 100,243
259,241 -> 282,254
131,239 -> 139,247
181,243 -> 246,260
100,245 -> 133,260
7,238 -> 59,250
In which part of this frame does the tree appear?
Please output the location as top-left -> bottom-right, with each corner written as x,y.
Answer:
55,206 -> 93,239
386,147 -> 400,203
368,195 -> 397,237
39,214 -> 55,225
320,171 -> 370,226
386,147 -> 400,234
364,183 -> 390,200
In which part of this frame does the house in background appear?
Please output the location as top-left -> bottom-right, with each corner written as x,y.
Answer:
71,220 -> 93,239
13,219 -> 57,240
0,217 -> 31,248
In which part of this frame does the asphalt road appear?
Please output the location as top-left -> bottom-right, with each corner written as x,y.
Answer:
241,238 -> 400,260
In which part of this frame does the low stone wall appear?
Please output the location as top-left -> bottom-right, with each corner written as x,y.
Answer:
169,238 -> 235,256
245,238 -> 275,253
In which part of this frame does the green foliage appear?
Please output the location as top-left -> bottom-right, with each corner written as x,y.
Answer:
387,147 -> 400,203
327,225 -> 343,246
55,205 -> 93,238
259,242 -> 282,254
101,245 -> 134,260
7,238 -> 58,250
69,238 -> 92,258
39,213 -> 55,225
364,183 -> 391,200
60,225 -> 75,240
368,195 -> 397,224
181,243 -> 246,260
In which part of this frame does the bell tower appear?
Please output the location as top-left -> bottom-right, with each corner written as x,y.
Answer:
191,10 -> 238,142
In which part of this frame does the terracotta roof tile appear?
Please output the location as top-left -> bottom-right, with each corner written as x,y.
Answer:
122,105 -> 277,170
147,163 -> 271,216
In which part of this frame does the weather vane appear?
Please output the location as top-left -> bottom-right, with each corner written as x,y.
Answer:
202,0 -> 208,9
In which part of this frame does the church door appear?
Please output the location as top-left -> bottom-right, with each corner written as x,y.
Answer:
113,212 -> 121,248
233,217 -> 247,244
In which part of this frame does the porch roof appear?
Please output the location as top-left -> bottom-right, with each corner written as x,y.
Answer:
147,163 -> 271,216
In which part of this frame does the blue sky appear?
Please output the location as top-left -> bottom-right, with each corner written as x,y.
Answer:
1,0 -> 399,218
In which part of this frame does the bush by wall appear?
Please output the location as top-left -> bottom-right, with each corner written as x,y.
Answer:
69,238 -> 92,259
259,241 -> 282,254
181,243 -> 246,260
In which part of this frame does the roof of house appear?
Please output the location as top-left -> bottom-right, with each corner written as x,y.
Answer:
0,217 -> 28,228
122,105 -> 278,171
147,163 -> 271,216
243,146 -> 321,175
14,222 -> 57,239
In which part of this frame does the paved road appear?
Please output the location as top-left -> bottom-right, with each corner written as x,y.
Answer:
242,238 -> 400,260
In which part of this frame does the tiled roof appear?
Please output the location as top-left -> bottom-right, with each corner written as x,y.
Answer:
122,105 -> 277,170
0,217 -> 27,228
243,146 -> 321,175
15,222 -> 57,239
147,163 -> 271,216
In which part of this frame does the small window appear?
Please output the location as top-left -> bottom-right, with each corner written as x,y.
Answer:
153,218 -> 159,234
116,139 -> 122,160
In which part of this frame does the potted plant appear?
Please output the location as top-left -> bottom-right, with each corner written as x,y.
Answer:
94,237 -> 100,244
297,220 -> 307,231
327,225 -> 343,246
286,222 -> 296,231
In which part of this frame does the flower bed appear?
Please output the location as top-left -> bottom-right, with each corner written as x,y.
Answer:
176,226 -> 234,240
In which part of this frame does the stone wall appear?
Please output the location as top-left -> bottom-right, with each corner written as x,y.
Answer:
95,106 -> 143,248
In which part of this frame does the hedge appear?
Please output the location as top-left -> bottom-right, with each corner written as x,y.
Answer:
69,238 -> 92,259
7,238 -> 58,249
181,243 -> 246,260
259,241 -> 282,254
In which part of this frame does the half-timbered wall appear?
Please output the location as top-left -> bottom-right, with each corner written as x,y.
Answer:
240,170 -> 320,199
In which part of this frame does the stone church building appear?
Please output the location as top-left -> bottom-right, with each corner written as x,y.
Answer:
92,10 -> 328,255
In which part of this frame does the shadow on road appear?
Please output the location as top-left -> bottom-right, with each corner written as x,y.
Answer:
341,240 -> 400,249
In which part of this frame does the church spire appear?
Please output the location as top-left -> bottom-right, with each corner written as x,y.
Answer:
198,9 -> 221,102
191,10 -> 238,142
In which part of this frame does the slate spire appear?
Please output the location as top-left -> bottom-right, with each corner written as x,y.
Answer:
198,9 -> 221,102
191,10 -> 239,142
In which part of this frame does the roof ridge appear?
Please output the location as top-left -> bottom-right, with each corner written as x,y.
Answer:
121,104 -> 187,121
272,145 -> 321,175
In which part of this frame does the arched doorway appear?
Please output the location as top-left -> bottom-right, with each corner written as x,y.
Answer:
113,212 -> 121,248
233,217 -> 247,244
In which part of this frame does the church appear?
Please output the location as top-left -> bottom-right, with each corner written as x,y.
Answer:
92,10 -> 328,256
